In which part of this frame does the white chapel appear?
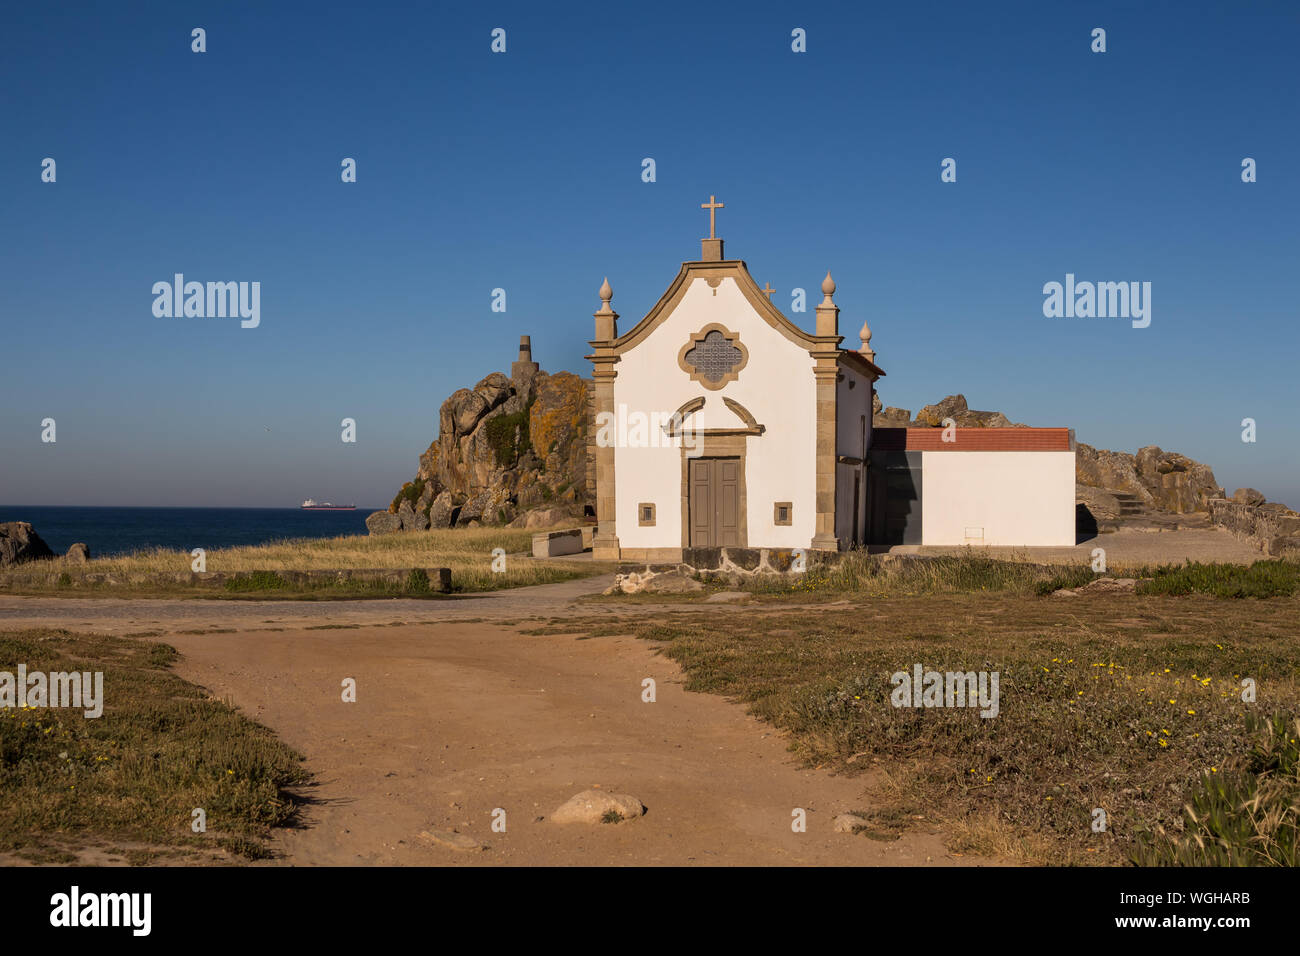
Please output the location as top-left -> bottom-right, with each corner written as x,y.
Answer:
587,197 -> 1075,561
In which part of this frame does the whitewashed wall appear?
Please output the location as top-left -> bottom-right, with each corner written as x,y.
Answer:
612,275 -> 817,550
920,451 -> 1076,546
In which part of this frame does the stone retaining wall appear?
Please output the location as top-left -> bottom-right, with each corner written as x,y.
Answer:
1208,498 -> 1300,556
1,567 -> 454,592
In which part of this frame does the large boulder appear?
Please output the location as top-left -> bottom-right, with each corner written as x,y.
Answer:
1075,443 -> 1155,505
914,394 -> 969,428
0,522 -> 55,566
1233,487 -> 1267,507
473,372 -> 512,411
910,394 -> 1020,428
427,491 -> 456,529
65,542 -> 91,564
874,406 -> 912,428
1133,446 -> 1221,513
550,790 -> 645,825
397,499 -> 428,532
365,511 -> 401,536
451,389 -> 490,436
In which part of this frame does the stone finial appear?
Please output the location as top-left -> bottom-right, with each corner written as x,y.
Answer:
518,335 -> 533,362
821,270 -> 836,302
859,318 -> 875,363
594,277 -> 618,341
815,270 -> 839,338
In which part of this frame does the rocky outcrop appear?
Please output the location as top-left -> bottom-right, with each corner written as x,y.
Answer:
1074,443 -> 1156,506
1074,443 -> 1223,515
872,393 -> 1018,429
65,543 -> 90,564
377,361 -> 592,533
912,394 -> 1020,429
1133,446 -> 1222,514
0,522 -> 55,567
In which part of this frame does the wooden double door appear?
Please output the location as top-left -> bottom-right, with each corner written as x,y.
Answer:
688,457 -> 742,548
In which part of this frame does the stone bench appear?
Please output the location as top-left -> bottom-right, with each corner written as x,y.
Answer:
532,529 -> 586,558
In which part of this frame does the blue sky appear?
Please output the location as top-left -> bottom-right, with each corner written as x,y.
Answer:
2,0 -> 1296,508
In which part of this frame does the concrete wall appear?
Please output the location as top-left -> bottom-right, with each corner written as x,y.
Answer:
920,451 -> 1076,546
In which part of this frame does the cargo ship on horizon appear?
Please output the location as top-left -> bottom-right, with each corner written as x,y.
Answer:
300,499 -> 356,511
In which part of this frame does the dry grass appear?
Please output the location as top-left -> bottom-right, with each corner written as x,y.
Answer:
0,628 -> 307,862
0,525 -> 614,595
542,588 -> 1300,866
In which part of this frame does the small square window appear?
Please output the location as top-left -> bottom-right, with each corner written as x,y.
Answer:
638,503 -> 656,526
774,502 -> 793,526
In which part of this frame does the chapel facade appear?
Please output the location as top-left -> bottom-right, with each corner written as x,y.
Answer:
587,197 -> 882,561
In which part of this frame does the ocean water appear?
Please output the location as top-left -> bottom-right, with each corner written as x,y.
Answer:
0,506 -> 378,557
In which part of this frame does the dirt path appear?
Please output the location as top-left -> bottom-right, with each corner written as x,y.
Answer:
161,619 -> 986,866
0,576 -> 623,633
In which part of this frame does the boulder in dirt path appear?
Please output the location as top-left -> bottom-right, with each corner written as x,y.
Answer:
550,790 -> 644,824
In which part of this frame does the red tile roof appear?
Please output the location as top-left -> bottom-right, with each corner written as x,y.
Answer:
872,427 -> 1073,452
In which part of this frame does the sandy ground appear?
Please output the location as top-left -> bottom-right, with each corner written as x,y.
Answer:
162,619 -> 977,866
4,577 -> 988,866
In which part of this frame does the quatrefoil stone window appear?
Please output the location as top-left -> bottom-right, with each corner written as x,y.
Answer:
678,323 -> 749,390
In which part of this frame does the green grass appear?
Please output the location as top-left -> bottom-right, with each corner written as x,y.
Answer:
1132,714 -> 1300,865
224,570 -> 288,592
714,553 -> 1300,602
1137,560 -> 1300,598
0,628 -> 307,862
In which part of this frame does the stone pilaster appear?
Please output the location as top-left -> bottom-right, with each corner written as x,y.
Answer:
811,272 -> 841,552
588,278 -> 621,559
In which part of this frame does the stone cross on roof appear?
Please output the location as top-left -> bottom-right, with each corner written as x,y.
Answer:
700,195 -> 724,239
